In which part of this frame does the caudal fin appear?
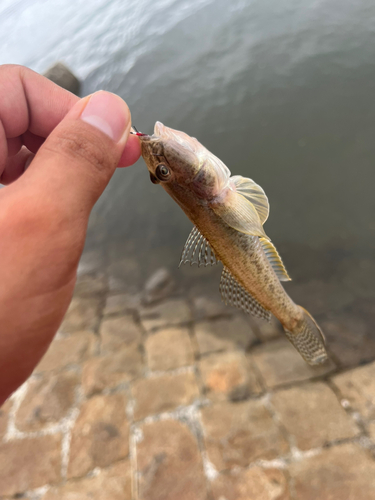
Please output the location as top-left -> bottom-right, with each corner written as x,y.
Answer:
283,307 -> 328,365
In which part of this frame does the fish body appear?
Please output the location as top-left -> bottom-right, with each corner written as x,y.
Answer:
139,122 -> 328,365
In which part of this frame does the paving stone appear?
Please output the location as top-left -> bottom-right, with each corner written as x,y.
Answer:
0,434 -> 61,496
100,315 -> 143,352
74,273 -> 108,297
289,443 -> 375,500
139,299 -> 191,331
145,327 -> 194,371
104,293 -> 142,316
137,419 -> 206,500
191,296 -> 229,321
199,351 -> 262,401
143,267 -> 175,305
250,315 -> 283,341
211,467 -> 290,500
35,331 -> 97,373
201,400 -> 289,471
67,393 -> 129,479
0,398 -> 12,440
16,371 -> 79,432
41,460 -> 131,500
132,371 -> 199,420
271,382 -> 359,450
251,339 -> 335,389
332,362 -> 375,420
59,297 -> 102,333
195,316 -> 257,355
82,344 -> 143,396
367,421 -> 375,440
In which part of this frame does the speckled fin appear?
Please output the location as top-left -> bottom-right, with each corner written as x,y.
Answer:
259,237 -> 291,282
220,266 -> 271,321
179,226 -> 219,267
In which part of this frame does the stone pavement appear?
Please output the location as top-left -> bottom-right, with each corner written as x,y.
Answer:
1,266 -> 375,500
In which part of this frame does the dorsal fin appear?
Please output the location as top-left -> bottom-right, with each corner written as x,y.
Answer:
220,266 -> 271,321
179,226 -> 219,267
259,237 -> 291,282
231,175 -> 269,224
210,189 -> 269,239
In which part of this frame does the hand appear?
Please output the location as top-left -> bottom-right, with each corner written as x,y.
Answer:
0,65 -> 141,404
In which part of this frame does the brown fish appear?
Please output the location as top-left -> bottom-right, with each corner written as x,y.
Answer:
138,122 -> 328,365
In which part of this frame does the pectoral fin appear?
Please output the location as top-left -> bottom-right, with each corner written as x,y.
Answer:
179,226 -> 219,267
231,175 -> 269,224
210,189 -> 268,238
259,237 -> 291,282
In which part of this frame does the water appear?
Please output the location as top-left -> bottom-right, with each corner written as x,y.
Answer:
1,0 -> 375,365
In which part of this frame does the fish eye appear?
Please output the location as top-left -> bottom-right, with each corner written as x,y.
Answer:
155,163 -> 171,181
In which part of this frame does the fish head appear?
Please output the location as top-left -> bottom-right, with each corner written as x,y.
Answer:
139,122 -> 231,201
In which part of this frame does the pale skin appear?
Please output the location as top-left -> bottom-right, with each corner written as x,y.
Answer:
0,65 -> 141,405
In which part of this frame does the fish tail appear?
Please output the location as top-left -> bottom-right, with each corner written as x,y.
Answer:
283,307 -> 328,365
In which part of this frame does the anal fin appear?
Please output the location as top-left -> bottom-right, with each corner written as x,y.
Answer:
179,226 -> 219,267
220,266 -> 271,321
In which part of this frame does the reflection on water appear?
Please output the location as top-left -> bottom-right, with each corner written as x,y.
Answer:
1,0 -> 375,364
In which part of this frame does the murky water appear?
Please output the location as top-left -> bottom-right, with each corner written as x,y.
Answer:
2,0 -> 375,365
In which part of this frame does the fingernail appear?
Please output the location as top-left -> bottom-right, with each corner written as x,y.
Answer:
80,91 -> 130,142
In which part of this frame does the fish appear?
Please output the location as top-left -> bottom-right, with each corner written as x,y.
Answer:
138,122 -> 328,365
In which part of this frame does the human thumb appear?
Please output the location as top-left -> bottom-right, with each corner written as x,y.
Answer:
22,91 -> 134,216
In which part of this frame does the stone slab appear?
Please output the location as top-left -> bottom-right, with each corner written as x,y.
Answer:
100,315 -> 143,352
145,326 -> 194,371
104,293 -> 141,316
0,398 -> 12,440
139,299 -> 191,331
59,297 -> 101,333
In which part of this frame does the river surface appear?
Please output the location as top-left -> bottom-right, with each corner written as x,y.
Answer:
1,0 -> 375,364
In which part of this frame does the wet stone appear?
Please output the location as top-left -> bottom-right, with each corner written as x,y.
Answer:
199,351 -> 262,401
100,314 -> 143,352
143,267 -> 175,305
16,370 -> 79,432
67,393 -> 129,479
132,371 -> 199,421
289,443 -> 375,500
271,382 -> 359,450
191,295 -> 230,321
251,339 -> 335,389
59,296 -> 102,333
201,400 -> 289,471
139,299 -> 192,332
104,292 -> 142,316
145,326 -> 194,371
331,361 -> 375,420
35,331 -> 97,373
194,315 -> 257,355
82,344 -> 143,396
41,460 -> 132,500
0,398 -> 12,440
74,273 -> 108,297
137,419 -> 207,500
211,467 -> 290,500
0,434 -> 62,496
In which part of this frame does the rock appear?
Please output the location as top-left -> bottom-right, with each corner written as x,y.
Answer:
331,361 -> 375,420
137,419 -> 207,500
59,297 -> 102,333
100,315 -> 143,352
145,326 -> 195,371
289,443 -> 375,499
43,62 -> 80,95
139,299 -> 192,332
191,295 -> 230,321
211,467 -> 290,500
194,316 -> 257,355
41,460 -> 132,500
0,434 -> 62,496
200,400 -> 289,471
104,293 -> 142,316
367,421 -> 375,441
16,371 -> 79,432
250,339 -> 335,389
67,394 -> 129,479
143,268 -> 175,305
271,382 -> 359,450
74,273 -> 108,297
35,331 -> 97,373
249,315 -> 283,341
82,344 -> 144,396
0,398 -> 12,440
199,351 -> 262,401
131,371 -> 199,421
